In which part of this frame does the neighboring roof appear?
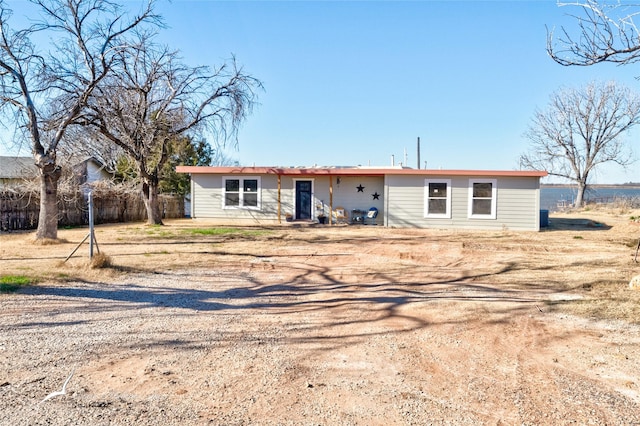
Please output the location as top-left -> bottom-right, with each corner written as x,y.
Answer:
72,156 -> 108,168
176,165 -> 548,178
0,156 -> 39,179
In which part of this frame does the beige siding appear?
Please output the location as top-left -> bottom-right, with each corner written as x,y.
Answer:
386,175 -> 540,231
192,174 -> 282,224
86,161 -> 109,183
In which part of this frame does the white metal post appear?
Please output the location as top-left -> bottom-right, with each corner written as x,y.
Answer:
88,192 -> 94,259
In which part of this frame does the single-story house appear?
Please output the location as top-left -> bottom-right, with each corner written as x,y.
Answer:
71,157 -> 113,193
176,165 -> 548,231
0,156 -> 111,190
0,156 -> 39,188
72,157 -> 112,184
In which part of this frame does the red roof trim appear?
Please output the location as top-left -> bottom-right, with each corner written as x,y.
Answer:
176,166 -> 548,178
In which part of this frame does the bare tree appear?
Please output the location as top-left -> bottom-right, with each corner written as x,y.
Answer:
521,81 -> 640,207
58,125 -> 125,173
80,43 -> 261,224
548,1 -> 640,66
0,0 -> 157,240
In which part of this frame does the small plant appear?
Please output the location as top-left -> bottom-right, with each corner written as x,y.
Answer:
0,275 -> 33,293
573,235 -> 584,239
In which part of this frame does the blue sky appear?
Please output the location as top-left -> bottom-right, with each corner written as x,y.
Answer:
3,0 -> 640,183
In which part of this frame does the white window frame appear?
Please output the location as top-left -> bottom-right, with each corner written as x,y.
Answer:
468,178 -> 497,219
424,179 -> 452,218
222,176 -> 261,210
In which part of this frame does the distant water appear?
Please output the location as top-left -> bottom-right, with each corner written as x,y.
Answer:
541,186 -> 640,212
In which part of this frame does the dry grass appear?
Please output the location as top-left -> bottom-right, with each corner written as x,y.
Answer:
32,237 -> 68,245
89,252 -> 112,269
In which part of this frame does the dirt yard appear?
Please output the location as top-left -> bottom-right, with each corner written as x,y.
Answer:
1,208 -> 640,425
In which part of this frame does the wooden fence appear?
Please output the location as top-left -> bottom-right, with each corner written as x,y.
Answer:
0,190 -> 184,231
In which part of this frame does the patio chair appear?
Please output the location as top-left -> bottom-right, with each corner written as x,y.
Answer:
363,207 -> 378,225
333,206 -> 348,224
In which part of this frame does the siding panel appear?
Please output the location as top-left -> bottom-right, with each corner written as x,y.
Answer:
386,175 -> 540,231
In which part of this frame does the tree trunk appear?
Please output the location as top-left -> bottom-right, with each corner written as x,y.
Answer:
575,183 -> 586,208
142,179 -> 164,225
35,164 -> 62,240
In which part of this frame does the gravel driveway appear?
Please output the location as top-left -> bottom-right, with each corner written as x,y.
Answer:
2,263 -> 640,425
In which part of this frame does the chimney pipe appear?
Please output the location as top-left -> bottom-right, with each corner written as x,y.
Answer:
417,137 -> 421,169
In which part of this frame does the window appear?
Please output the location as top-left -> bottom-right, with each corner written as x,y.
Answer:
223,177 -> 261,209
468,179 -> 497,219
424,179 -> 451,218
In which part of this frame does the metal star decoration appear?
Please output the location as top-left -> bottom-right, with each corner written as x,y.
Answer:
372,192 -> 380,200
356,184 -> 365,192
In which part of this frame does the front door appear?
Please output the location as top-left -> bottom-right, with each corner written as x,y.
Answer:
295,180 -> 312,220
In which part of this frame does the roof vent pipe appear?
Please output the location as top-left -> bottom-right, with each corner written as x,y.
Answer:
391,154 -> 395,166
417,137 -> 421,169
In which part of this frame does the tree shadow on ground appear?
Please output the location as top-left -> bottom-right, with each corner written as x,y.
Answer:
17,259 -> 560,329
5,253 -> 598,358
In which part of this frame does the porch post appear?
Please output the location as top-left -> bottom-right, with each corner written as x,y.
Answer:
277,174 -> 281,223
329,176 -> 333,225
